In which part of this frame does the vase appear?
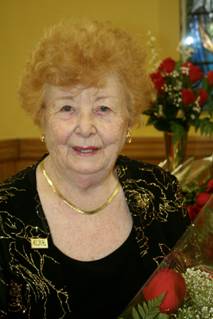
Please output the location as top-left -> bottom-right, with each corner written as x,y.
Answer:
164,131 -> 188,172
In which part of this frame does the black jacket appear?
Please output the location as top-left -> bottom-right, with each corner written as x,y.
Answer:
0,155 -> 190,318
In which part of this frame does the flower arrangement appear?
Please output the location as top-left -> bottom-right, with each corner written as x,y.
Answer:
118,196 -> 213,319
185,177 -> 213,221
143,57 -> 213,141
169,153 -> 213,221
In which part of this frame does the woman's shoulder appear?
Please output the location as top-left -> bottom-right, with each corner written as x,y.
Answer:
0,164 -> 37,207
116,155 -> 182,207
116,155 -> 175,184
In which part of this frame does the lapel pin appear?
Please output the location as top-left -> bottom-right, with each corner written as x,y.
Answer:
31,237 -> 48,249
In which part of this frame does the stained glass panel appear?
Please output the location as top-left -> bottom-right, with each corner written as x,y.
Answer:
181,0 -> 213,73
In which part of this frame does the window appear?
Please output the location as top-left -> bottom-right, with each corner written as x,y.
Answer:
181,0 -> 213,73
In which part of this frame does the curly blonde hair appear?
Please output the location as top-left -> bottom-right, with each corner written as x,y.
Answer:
18,20 -> 152,126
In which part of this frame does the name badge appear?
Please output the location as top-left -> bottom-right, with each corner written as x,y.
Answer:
31,238 -> 48,249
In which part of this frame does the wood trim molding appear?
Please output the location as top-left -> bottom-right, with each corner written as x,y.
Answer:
0,137 -> 212,162
123,136 -> 213,162
0,137 -> 212,181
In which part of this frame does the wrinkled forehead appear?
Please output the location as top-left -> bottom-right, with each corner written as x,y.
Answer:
43,73 -> 126,103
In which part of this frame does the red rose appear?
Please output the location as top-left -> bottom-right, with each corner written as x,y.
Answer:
182,88 -> 195,105
187,204 -> 200,221
158,58 -> 176,73
207,70 -> 213,86
196,192 -> 211,207
198,88 -> 208,106
143,268 -> 186,314
207,179 -> 213,192
150,72 -> 165,91
188,64 -> 203,83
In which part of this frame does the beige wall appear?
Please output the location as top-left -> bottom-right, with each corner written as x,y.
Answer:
0,0 -> 181,139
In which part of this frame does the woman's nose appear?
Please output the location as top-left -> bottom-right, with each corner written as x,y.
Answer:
75,112 -> 96,136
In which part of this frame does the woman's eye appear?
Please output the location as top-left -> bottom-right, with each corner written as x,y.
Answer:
97,105 -> 111,113
60,105 -> 74,112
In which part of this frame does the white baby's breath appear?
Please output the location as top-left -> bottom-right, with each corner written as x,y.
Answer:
175,267 -> 213,319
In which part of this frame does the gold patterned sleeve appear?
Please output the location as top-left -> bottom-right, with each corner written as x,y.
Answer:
117,156 -> 191,261
159,170 -> 191,248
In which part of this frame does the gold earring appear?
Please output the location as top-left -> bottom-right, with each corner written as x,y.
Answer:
126,130 -> 132,144
41,135 -> 45,143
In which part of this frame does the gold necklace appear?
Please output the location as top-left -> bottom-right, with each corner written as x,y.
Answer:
39,160 -> 120,215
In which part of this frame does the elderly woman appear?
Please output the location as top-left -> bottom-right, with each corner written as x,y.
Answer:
0,21 -> 189,319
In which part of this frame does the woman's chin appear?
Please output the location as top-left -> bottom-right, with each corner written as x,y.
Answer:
69,166 -> 103,177
66,158 -> 105,176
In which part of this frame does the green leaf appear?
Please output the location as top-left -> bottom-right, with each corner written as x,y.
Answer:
132,307 -> 142,319
196,118 -> 213,136
128,294 -> 165,319
137,304 -> 146,317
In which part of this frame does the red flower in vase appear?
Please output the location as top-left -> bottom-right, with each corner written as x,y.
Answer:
150,72 -> 165,91
207,70 -> 213,86
188,63 -> 203,83
143,268 -> 186,314
144,56 -> 213,140
198,88 -> 208,106
182,88 -> 196,105
158,58 -> 176,73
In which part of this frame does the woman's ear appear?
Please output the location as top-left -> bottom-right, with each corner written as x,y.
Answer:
36,103 -> 46,128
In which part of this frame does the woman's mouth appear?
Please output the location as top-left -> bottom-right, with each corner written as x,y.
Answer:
72,146 -> 100,155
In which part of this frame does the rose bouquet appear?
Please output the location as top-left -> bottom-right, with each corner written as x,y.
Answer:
185,177 -> 213,221
143,57 -> 213,141
169,154 -> 213,221
118,195 -> 213,319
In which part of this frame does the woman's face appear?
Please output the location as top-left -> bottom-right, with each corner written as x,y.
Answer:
42,74 -> 130,177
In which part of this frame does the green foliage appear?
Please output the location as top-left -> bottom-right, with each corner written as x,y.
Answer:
194,118 -> 213,136
118,294 -> 170,319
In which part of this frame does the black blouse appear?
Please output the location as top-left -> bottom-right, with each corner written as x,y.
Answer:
53,227 -> 144,319
0,155 -> 190,319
